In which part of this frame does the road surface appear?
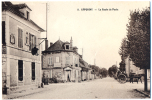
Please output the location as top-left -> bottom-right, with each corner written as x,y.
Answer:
18,77 -> 149,99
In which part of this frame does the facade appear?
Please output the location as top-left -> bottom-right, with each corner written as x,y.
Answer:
2,2 -> 44,94
42,38 -> 82,82
79,57 -> 91,81
125,56 -> 144,77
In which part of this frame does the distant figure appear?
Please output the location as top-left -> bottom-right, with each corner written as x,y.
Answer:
67,75 -> 70,82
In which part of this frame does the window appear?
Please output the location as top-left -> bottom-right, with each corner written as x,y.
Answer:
29,33 -> 31,50
75,58 -> 77,64
29,33 -> 36,51
18,28 -> 23,48
34,36 -> 36,47
31,62 -> 35,80
48,57 -> 52,65
56,57 -> 59,63
10,34 -> 15,44
66,45 -> 69,49
27,11 -> 29,19
2,21 -> 5,45
18,60 -> 23,81
25,32 -> 28,44
66,57 -> 70,64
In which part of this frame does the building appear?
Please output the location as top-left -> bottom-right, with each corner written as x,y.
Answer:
2,2 -> 44,94
79,57 -> 91,81
42,38 -> 82,83
125,56 -> 144,77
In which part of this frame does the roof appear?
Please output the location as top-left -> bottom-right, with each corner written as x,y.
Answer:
13,3 -> 32,11
64,41 -> 70,44
79,57 -> 91,70
42,39 -> 80,55
2,1 -> 45,32
44,39 -> 65,52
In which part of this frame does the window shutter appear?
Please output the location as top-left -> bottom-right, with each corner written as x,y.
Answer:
21,30 -> 23,47
29,33 -> 31,50
48,57 -> 50,65
18,28 -> 20,47
2,21 -> 5,45
50,57 -> 52,65
34,36 -> 36,47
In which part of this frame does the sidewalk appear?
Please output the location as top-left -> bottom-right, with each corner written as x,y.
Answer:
2,81 -> 86,99
2,84 -> 51,99
125,80 -> 150,98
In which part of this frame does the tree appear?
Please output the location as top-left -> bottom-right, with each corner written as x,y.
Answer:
119,38 -> 129,59
100,68 -> 108,78
108,65 -> 118,77
90,65 -> 100,76
126,7 -> 150,91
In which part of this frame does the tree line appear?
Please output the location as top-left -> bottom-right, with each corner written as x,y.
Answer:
89,65 -> 108,78
119,7 -> 150,91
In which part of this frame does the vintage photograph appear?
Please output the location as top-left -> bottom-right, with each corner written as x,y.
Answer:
2,1 -> 150,99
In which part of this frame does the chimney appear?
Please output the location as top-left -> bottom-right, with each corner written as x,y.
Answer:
45,39 -> 48,50
70,37 -> 73,50
73,47 -> 78,52
50,42 -> 53,47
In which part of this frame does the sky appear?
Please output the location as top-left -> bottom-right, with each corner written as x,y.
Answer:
12,1 -> 150,69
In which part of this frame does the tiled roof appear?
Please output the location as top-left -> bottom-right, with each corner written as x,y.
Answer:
79,57 -> 91,70
44,39 -> 65,52
2,1 -> 44,32
13,3 -> 32,11
64,41 -> 70,44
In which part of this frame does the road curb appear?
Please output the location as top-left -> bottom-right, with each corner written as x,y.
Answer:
6,87 -> 51,99
134,89 -> 150,98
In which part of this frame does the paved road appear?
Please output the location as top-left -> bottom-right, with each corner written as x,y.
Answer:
18,77 -> 149,99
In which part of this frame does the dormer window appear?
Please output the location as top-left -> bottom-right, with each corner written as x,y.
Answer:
66,45 -> 69,49
27,11 -> 29,20
64,42 -> 70,50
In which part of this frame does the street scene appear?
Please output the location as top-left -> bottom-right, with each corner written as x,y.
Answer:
2,1 -> 150,99
4,77 -> 150,99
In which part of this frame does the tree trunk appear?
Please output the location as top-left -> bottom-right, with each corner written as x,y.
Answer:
144,68 -> 147,91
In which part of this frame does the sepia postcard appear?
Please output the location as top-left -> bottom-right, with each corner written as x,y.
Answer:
1,1 -> 150,99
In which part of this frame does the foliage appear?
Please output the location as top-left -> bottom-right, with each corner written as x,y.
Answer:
100,68 -> 108,77
119,38 -> 129,60
90,65 -> 100,76
89,65 -> 107,77
126,7 -> 150,69
108,65 -> 118,77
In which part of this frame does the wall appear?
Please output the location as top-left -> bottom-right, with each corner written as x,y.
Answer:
9,16 -> 40,61
2,10 -> 42,93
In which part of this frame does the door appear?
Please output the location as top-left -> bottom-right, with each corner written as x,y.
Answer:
67,71 -> 71,82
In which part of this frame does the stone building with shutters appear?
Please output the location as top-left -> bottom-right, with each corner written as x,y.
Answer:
42,38 -> 82,82
2,2 -> 44,94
